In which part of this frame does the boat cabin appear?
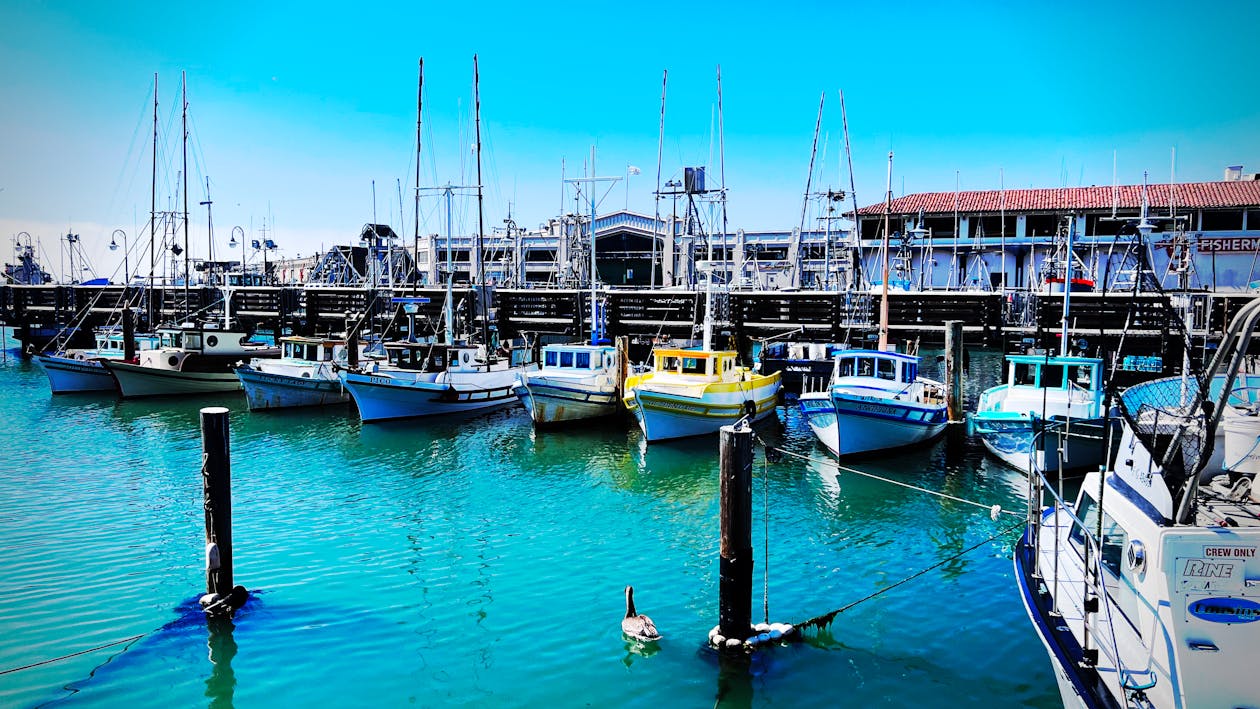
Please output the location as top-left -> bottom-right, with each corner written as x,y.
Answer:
93,328 -> 161,354
281,336 -> 346,363
832,349 -> 920,384
1006,354 -> 1103,392
651,348 -> 741,382
542,344 -> 616,372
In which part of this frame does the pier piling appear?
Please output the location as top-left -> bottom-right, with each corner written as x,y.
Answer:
945,320 -> 964,423
200,407 -> 235,606
718,421 -> 754,646
122,305 -> 135,361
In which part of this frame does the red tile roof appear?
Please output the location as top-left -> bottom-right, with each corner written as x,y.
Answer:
856,180 -> 1260,215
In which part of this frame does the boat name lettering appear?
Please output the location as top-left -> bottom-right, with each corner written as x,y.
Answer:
1205,546 -> 1257,559
1187,597 -> 1260,624
1177,556 -> 1245,592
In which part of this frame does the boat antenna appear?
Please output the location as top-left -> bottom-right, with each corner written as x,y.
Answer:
839,89 -> 861,292
414,58 -> 423,297
473,54 -> 490,365
878,151 -> 893,350
798,91 -> 824,289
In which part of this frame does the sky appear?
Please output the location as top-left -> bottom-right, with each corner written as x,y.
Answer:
2,0 -> 1258,282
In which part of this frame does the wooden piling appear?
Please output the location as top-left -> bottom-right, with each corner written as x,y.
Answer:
346,313 -> 359,369
718,421 -> 754,644
615,335 -> 629,401
122,305 -> 135,361
945,320 -> 964,423
201,406 -> 233,596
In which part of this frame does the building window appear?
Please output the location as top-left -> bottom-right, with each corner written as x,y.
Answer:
1201,209 -> 1244,231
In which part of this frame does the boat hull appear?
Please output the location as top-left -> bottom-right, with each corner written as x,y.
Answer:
630,378 -> 780,442
33,354 -> 116,393
514,380 -> 619,424
341,372 -> 521,422
104,361 -> 243,398
800,390 -> 946,456
237,366 -> 349,410
972,414 -> 1111,473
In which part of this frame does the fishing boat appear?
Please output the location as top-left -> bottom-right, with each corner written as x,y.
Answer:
515,342 -> 621,424
33,326 -> 162,393
623,347 -> 780,442
340,339 -> 535,422
756,340 -> 848,400
971,353 -> 1111,472
798,348 -> 947,457
515,146 -> 623,426
102,322 -> 279,398
1015,298 -> 1260,709
235,335 -> 354,410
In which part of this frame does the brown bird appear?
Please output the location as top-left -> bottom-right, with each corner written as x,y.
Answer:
622,585 -> 661,641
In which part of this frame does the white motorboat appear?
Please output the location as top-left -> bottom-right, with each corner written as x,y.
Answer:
33,327 -> 161,393
103,322 -> 279,398
515,343 -> 620,425
236,335 -> 354,410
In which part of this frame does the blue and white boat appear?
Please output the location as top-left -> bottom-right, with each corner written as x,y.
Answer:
235,335 -> 354,410
971,353 -> 1111,473
798,349 -> 947,457
1015,299 -> 1260,709
515,343 -> 621,425
33,327 -> 162,393
340,340 -> 536,423
756,341 -> 847,400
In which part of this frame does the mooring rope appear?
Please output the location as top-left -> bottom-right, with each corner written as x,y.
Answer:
792,518 -> 1025,630
0,634 -> 146,676
756,437 -> 1021,518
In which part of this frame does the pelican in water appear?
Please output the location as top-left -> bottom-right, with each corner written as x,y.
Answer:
622,585 -> 661,641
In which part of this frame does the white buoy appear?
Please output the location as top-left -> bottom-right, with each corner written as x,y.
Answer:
724,637 -> 742,650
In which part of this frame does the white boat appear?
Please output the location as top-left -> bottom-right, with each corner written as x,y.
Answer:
235,335 -> 353,410
103,323 -> 279,398
623,348 -> 780,442
340,340 -> 536,423
971,353 -> 1111,473
1015,298 -> 1260,709
798,349 -> 947,457
515,343 -> 620,424
33,327 -> 161,393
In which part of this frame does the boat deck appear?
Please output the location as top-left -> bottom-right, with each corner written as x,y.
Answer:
1197,476 -> 1260,527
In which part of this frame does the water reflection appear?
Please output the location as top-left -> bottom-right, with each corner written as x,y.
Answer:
204,618 -> 237,709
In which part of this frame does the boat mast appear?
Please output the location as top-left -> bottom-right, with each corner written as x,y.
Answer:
473,54 -> 490,363
414,58 -> 423,297
1060,215 -> 1076,357
182,71 -> 190,322
589,145 -> 598,345
839,90 -> 861,292
149,73 -> 158,328
653,70 -> 666,290
716,64 -> 727,349
878,151 -> 893,350
798,92 -> 824,289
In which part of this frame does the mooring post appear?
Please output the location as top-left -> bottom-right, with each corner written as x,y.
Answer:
201,407 -> 233,597
346,313 -> 359,369
718,421 -> 754,646
122,305 -> 135,361
945,320 -> 964,423
615,335 -> 629,400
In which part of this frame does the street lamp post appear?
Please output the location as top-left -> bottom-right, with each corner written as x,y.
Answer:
109,229 -> 128,284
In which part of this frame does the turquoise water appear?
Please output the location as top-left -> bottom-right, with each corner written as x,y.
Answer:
0,341 -> 1059,707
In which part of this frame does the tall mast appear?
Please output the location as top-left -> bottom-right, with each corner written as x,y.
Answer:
414,58 -> 423,296
181,71 -> 190,321
653,70 -> 666,290
473,55 -> 490,361
878,151 -> 893,350
1060,215 -> 1075,357
716,64 -> 727,349
839,90 -> 861,292
798,92 -> 824,288
589,146 -> 598,344
149,73 -> 158,327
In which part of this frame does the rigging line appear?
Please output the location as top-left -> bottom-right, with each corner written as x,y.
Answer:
793,518 -> 1025,630
0,633 -> 146,676
106,82 -> 158,229
757,438 -> 1020,517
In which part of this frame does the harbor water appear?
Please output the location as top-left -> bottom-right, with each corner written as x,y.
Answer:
0,340 -> 1059,707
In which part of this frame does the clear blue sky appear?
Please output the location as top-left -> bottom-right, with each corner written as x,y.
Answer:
2,0 -> 1257,280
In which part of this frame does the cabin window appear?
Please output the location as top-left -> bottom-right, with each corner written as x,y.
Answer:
1071,365 -> 1094,389
1069,494 -> 1127,579
1041,365 -> 1065,389
1013,363 -> 1036,386
837,358 -> 855,377
856,357 -> 875,378
682,357 -> 705,375
876,358 -> 896,381
576,352 -> 591,369
662,356 -> 680,372
903,363 -> 917,383
546,351 -> 559,367
185,334 -> 201,349
284,343 -> 294,358
560,351 -> 574,368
